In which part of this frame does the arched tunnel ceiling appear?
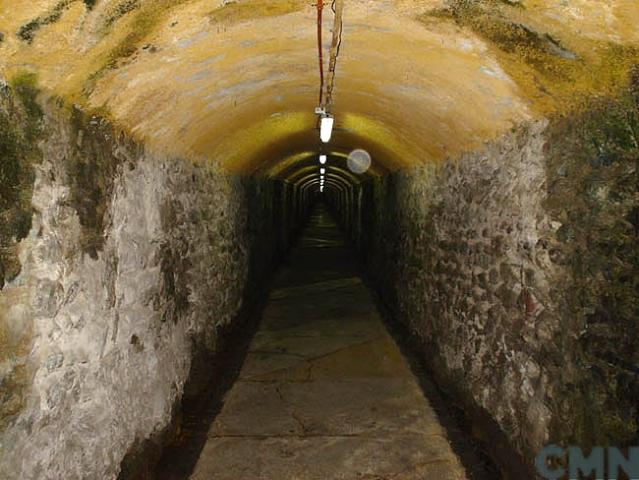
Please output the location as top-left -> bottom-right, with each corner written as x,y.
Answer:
297,171 -> 355,193
269,153 -> 382,182
1,0 -> 637,174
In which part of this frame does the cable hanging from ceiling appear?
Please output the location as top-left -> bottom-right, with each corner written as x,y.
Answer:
316,0 -> 325,106
325,0 -> 343,113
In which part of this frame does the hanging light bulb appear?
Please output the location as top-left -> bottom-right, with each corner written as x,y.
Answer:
319,154 -> 327,164
320,167 -> 326,174
320,115 -> 334,143
320,185 -> 324,192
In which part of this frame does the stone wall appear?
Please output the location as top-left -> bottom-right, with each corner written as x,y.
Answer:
350,79 -> 638,475
0,76 -> 42,440
0,73 -> 42,291
0,92 -> 292,479
361,122 -> 556,474
542,78 -> 638,449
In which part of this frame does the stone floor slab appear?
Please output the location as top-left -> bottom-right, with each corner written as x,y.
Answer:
185,206 -> 469,479
190,434 -> 466,480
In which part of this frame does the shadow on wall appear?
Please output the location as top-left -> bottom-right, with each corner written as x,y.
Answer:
0,74 -> 43,438
331,69 -> 639,478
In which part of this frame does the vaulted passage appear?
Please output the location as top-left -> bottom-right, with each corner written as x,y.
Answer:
157,204 -> 472,479
1,1 -> 638,479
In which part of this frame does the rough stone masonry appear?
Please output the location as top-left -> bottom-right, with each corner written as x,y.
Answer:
350,77 -> 639,475
0,87 -> 292,479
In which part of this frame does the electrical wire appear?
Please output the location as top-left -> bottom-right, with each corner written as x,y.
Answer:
324,0 -> 343,111
316,0 -> 324,106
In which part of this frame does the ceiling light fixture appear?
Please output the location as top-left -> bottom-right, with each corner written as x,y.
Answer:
315,108 -> 334,143
319,115 -> 334,143
319,154 -> 327,164
320,167 -> 326,174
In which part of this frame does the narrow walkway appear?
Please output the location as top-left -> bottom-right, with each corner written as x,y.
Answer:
188,205 -> 468,479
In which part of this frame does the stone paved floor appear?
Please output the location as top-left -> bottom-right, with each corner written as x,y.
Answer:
188,205 -> 468,480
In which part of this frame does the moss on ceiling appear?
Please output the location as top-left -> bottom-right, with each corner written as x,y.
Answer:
208,0 -> 305,25
0,0 -> 637,172
420,0 -> 639,114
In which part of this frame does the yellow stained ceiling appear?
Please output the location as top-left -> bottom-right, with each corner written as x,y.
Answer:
0,0 -> 637,175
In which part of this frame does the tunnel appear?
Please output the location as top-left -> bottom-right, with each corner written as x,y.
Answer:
0,1 -> 638,479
